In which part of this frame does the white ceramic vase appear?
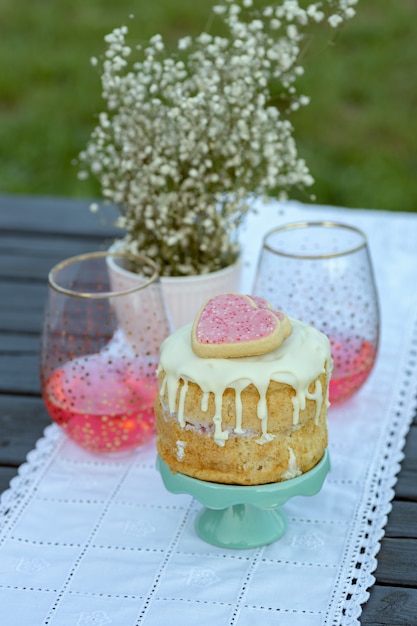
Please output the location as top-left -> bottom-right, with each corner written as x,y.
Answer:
107,243 -> 242,329
161,260 -> 242,329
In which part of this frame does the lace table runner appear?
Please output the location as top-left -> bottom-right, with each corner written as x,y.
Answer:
1,202 -> 417,626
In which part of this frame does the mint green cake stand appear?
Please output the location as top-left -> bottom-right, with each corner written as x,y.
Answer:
157,449 -> 330,550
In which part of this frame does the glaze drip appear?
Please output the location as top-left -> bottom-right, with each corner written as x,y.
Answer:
176,440 -> 186,461
281,447 -> 302,480
306,379 -> 323,425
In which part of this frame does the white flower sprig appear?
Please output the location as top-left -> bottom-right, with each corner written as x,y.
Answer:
79,0 -> 358,276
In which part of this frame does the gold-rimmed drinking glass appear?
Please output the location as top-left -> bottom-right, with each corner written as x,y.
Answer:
253,221 -> 380,404
40,251 -> 171,453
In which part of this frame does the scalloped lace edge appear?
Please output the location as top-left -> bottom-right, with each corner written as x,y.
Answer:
0,424 -> 62,539
326,310 -> 417,626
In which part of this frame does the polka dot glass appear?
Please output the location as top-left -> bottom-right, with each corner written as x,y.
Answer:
40,252 -> 172,453
253,222 -> 380,404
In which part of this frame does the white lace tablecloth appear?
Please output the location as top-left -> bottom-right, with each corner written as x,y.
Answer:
1,202 -> 417,626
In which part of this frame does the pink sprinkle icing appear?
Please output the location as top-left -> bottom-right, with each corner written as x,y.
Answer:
196,294 -> 282,345
249,295 -> 284,320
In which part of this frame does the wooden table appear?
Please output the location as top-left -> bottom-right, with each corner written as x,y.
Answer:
1,194 -> 416,624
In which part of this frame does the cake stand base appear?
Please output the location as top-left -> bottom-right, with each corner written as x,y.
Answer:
195,503 -> 287,549
157,449 -> 330,550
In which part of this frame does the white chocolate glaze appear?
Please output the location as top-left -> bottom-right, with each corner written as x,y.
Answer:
176,440 -> 186,461
281,447 -> 302,480
158,318 -> 332,446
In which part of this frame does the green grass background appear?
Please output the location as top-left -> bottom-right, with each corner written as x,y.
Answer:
0,0 -> 415,212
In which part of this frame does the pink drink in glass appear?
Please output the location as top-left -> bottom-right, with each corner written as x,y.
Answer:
42,353 -> 157,453
40,251 -> 171,453
253,222 -> 380,405
329,336 -> 377,404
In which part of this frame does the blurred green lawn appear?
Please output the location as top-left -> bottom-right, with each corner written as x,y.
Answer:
0,0 -> 415,212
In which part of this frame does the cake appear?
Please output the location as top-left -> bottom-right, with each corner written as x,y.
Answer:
155,293 -> 332,486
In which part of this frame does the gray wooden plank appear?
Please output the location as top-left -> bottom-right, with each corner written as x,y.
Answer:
0,354 -> 41,394
396,469 -> 417,502
396,426 -> 417,502
0,466 -> 18,496
0,395 -> 50,465
0,235 -> 114,281
0,281 -> 46,333
0,194 -> 120,236
361,584 -> 417,625
375,537 -> 417,586
0,332 -> 40,353
386,501 -> 417,539
403,426 -> 417,463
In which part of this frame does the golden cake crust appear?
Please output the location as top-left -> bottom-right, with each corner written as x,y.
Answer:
155,371 -> 328,485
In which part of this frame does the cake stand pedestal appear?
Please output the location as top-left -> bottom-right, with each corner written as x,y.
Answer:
157,449 -> 330,550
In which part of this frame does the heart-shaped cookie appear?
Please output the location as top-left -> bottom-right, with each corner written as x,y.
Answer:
191,293 -> 292,358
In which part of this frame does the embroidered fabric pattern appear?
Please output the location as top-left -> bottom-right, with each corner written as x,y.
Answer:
1,203 -> 416,625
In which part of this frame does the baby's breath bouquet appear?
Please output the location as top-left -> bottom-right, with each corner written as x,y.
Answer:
79,0 -> 358,277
